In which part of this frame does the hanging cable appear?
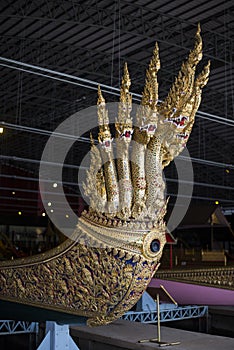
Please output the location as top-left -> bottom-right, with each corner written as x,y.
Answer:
0,56 -> 233,126
111,0 -> 118,87
1,173 -> 234,191
1,150 -> 234,170
118,0 -> 121,86
0,62 -> 122,99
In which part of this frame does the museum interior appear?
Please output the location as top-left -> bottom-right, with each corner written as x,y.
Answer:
0,1 -> 233,349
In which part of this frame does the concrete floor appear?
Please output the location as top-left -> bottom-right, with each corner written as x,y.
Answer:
71,319 -> 234,350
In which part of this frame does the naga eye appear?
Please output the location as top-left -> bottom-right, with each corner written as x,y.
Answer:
150,239 -> 160,253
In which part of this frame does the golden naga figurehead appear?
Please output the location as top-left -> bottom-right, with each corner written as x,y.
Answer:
79,26 -> 210,327
0,25 -> 210,329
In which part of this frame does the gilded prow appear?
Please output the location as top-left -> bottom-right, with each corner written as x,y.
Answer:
0,25 -> 210,329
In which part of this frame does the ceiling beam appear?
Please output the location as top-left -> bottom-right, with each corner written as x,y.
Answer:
1,36 -> 233,119
0,0 -> 233,63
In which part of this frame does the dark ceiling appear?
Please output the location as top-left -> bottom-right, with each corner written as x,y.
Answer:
0,0 -> 233,219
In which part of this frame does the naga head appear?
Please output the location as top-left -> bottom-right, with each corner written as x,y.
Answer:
97,85 -> 113,153
115,122 -> 133,142
164,111 -> 189,129
98,126 -> 113,152
135,42 -> 161,142
115,63 -> 133,144
139,109 -> 159,135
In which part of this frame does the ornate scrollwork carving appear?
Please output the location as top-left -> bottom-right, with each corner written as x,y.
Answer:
156,267 -> 234,290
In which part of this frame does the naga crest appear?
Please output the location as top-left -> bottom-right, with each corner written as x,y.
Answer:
83,26 -> 210,246
81,24 -> 210,261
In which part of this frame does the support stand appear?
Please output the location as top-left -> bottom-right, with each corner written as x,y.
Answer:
37,321 -> 80,350
138,285 -> 180,347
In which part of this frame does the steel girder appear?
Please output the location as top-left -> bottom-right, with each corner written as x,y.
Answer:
0,53 -> 233,121
0,320 -> 38,335
0,0 -> 233,64
122,305 -> 208,323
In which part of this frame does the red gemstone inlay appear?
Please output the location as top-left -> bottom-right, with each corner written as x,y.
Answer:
148,125 -> 156,131
179,117 -> 186,126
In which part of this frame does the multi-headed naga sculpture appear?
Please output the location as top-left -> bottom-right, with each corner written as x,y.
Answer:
0,25 -> 210,326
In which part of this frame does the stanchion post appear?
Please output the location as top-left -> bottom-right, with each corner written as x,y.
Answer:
138,285 -> 181,347
157,293 -> 161,342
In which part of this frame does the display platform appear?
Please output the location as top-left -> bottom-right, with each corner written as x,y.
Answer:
71,319 -> 234,350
